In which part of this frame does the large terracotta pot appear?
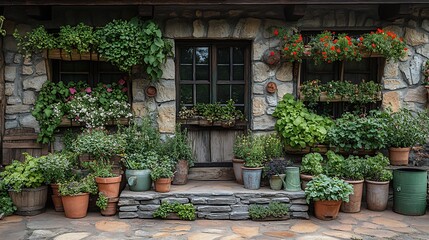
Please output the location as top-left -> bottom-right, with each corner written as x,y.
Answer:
366,180 -> 390,211
388,147 -> 411,166
95,175 -> 122,198
341,179 -> 364,213
232,158 -> 245,184
314,200 -> 342,220
172,160 -> 189,185
101,197 -> 119,216
155,178 -> 172,193
8,186 -> 48,216
62,193 -> 90,219
50,184 -> 63,212
300,174 -> 313,190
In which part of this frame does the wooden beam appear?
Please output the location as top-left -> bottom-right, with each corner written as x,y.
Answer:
1,0 -> 429,6
284,5 -> 307,21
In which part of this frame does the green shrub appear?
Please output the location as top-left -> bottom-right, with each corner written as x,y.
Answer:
305,174 -> 353,204
324,150 -> 344,177
300,153 -> 324,176
153,202 -> 196,221
248,202 -> 289,220
364,153 -> 393,182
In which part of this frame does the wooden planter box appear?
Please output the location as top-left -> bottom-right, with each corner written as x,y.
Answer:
178,119 -> 247,129
299,91 -> 381,102
47,49 -> 106,61
58,117 -> 129,127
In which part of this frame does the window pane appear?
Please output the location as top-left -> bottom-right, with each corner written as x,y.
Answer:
344,59 -> 369,72
217,48 -> 230,64
196,47 -> 209,64
196,84 -> 210,103
98,61 -> 120,72
307,61 -> 334,72
218,66 -> 230,80
217,85 -> 230,102
196,65 -> 209,81
99,73 -> 123,84
180,47 -> 194,64
307,74 -> 333,83
233,65 -> 244,81
232,85 -> 245,104
61,61 -> 90,72
233,47 -> 244,64
180,85 -> 193,104
180,65 -> 193,80
344,74 -> 371,84
61,74 -> 89,83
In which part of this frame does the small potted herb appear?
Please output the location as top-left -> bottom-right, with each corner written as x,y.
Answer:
340,156 -> 365,213
233,134 -> 253,184
96,192 -> 119,216
300,152 -> 324,189
305,174 -> 353,220
241,138 -> 266,190
150,156 -> 175,193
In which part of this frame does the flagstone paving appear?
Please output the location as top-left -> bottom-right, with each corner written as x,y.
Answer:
0,207 -> 428,239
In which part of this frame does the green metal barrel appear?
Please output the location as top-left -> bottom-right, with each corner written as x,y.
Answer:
393,169 -> 427,216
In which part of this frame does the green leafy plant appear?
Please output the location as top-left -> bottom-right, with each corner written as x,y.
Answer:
300,153 -> 324,176
385,108 -> 429,148
305,174 -> 354,204
180,100 -> 245,125
162,125 -> 195,167
341,155 -> 365,181
0,153 -> 45,192
0,16 -> 6,36
122,151 -> 158,170
233,134 -> 253,159
153,202 -> 196,221
327,111 -> 389,151
364,153 -> 393,182
360,28 -> 407,61
150,155 -> 175,181
119,118 -> 162,156
38,152 -> 73,184
96,192 -> 108,210
13,26 -> 56,56
272,27 -> 306,62
0,182 -> 16,216
248,202 -> 289,220
273,94 -> 333,148
84,160 -> 116,178
324,150 -> 344,178
58,174 -> 98,196
261,134 -> 284,160
57,23 -> 96,54
243,143 -> 266,168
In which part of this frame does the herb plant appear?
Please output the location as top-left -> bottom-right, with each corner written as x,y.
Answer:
162,125 -> 195,167
153,202 -> 196,221
122,151 -> 158,170
150,155 -> 175,181
248,202 -> 289,220
300,153 -> 324,176
13,26 -> 56,56
57,23 -> 96,54
305,174 -> 354,204
58,175 -> 98,196
364,153 -> 393,182
341,155 -> 365,181
324,150 -> 344,178
38,152 -> 73,184
96,192 -> 108,210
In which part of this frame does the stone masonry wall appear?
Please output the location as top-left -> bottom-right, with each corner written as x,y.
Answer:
118,190 -> 309,220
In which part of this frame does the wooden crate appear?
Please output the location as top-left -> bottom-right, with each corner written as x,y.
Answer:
2,128 -> 49,166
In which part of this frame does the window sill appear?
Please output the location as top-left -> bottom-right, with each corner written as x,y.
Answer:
58,117 -> 129,127
178,119 -> 247,130
47,49 -> 107,61
299,91 -> 382,102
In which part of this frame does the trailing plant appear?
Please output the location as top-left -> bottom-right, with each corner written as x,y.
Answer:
13,25 -> 56,56
0,182 -> 16,216
327,111 -> 389,151
38,152 -> 73,184
272,27 -> 306,62
248,202 -> 289,220
150,155 -> 175,181
162,125 -> 195,167
263,159 -> 290,177
0,153 -> 45,192
57,23 -> 96,54
364,153 -> 393,182
385,108 -> 429,148
324,150 -> 344,178
305,174 -> 354,204
0,16 -> 6,36
153,202 -> 196,221
96,192 -> 108,210
58,174 -> 98,196
300,153 -> 324,176
360,28 -> 407,61
272,94 -> 333,148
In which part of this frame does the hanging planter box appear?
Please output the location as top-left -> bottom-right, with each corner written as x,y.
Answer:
47,49 -> 106,61
58,116 -> 129,127
299,91 -> 381,103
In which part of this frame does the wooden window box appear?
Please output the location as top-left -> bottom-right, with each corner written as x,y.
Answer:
47,49 -> 106,61
58,117 -> 129,127
298,91 -> 382,102
178,119 -> 247,129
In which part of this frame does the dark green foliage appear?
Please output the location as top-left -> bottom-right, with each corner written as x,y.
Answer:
248,202 -> 289,220
0,182 -> 16,216
153,202 -> 196,221
324,150 -> 344,178
96,192 -> 108,210
305,174 -> 354,204
264,159 -> 291,177
364,153 -> 393,182
162,125 -> 195,167
58,174 -> 98,196
57,23 -> 96,54
342,156 -> 365,181
300,153 -> 324,176
13,26 -> 56,55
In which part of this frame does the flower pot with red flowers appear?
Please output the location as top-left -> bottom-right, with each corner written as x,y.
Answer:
272,27 -> 305,62
151,156 -> 175,193
305,175 -> 353,221
360,28 -> 407,60
385,109 -> 429,166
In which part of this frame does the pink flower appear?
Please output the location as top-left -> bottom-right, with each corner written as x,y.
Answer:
85,87 -> 92,93
69,88 -> 77,95
107,88 -> 113,93
66,96 -> 74,102
119,79 -> 126,85
122,87 -> 128,92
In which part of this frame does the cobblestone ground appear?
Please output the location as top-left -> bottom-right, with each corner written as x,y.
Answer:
0,208 -> 428,240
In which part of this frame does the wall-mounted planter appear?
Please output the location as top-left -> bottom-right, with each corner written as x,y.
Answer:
146,86 -> 157,97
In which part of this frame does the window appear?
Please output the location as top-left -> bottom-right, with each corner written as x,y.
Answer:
176,41 -> 250,116
51,60 -> 125,86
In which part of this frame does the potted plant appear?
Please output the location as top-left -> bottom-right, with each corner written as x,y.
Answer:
122,151 -> 157,191
273,27 -> 306,62
385,109 -> 429,165
96,192 -> 119,216
323,150 -> 344,178
163,125 -> 195,185
150,156 -> 175,193
360,28 -> 407,60
339,156 -> 365,213
272,94 -> 333,152
0,181 -> 17,218
58,175 -> 98,219
305,174 -> 354,220
38,152 -> 73,212
242,138 -> 266,190
264,160 -> 289,190
0,153 -> 47,216
73,129 -> 125,198
233,134 -> 253,184
364,153 -> 393,211
300,152 -> 324,189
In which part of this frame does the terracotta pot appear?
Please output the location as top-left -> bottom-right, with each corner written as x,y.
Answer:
172,160 -> 189,185
232,158 -> 245,184
365,180 -> 390,211
341,179 -> 364,213
50,184 -> 63,212
314,200 -> 342,220
300,174 -> 313,190
146,86 -> 157,97
155,178 -> 172,193
95,175 -> 122,198
8,186 -> 48,216
389,147 -> 411,166
101,197 -> 119,216
62,193 -> 89,219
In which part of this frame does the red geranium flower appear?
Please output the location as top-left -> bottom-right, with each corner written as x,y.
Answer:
273,29 -> 279,36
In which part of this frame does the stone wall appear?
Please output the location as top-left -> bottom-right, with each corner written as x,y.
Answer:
118,190 -> 309,220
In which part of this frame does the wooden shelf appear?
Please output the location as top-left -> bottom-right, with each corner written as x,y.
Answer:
178,119 -> 247,130
299,91 -> 382,102
47,49 -> 106,61
58,117 -> 129,127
